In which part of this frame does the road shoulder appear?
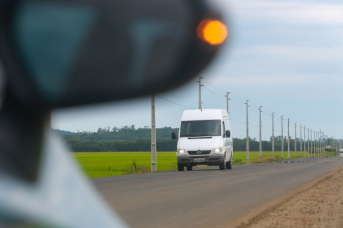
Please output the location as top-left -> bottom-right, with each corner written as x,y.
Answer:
238,164 -> 343,228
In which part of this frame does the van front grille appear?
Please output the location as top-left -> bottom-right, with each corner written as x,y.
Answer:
188,150 -> 211,155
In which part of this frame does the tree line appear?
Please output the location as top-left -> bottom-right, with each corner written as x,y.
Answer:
55,126 -> 179,152
54,126 -> 327,152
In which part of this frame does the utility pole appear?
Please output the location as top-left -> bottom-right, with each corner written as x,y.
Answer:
324,132 -> 326,154
318,131 -> 321,154
287,118 -> 290,160
322,132 -> 324,154
314,131 -> 317,157
281,116 -> 284,159
246,100 -> 249,162
151,95 -> 157,172
295,122 -> 297,156
311,130 -> 313,158
320,130 -> 325,154
225,92 -> 230,115
272,112 -> 275,159
320,130 -> 322,154
320,131 -> 325,154
197,77 -> 203,109
313,130 -> 315,158
307,128 -> 311,158
318,132 -> 320,154
317,131 -> 320,154
318,131 -> 320,155
313,131 -> 318,156
320,132 -> 322,154
326,133 -> 328,154
316,131 -> 319,157
300,124 -> 302,157
259,106 -> 262,157
304,126 -> 307,158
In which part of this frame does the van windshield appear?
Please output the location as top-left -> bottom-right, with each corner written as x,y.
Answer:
180,120 -> 221,137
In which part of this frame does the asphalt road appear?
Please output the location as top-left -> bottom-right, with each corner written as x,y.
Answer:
92,157 -> 343,228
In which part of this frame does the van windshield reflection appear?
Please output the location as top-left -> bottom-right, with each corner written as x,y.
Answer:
180,120 -> 221,137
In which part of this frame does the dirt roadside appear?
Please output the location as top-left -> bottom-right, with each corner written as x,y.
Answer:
240,165 -> 343,228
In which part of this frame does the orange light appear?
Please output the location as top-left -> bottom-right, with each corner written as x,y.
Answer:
197,20 -> 228,45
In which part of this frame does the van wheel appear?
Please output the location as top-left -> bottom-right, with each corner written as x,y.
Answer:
186,165 -> 193,171
177,164 -> 184,171
219,156 -> 226,170
226,159 -> 232,169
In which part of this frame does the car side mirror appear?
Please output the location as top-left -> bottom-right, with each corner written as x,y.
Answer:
0,0 -> 228,110
225,130 -> 230,138
171,132 -> 177,140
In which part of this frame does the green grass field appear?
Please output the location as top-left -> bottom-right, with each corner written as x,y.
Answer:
73,152 -> 177,178
73,151 -> 333,178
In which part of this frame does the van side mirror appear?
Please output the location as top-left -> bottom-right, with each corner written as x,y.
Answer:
171,132 -> 177,139
225,130 -> 230,138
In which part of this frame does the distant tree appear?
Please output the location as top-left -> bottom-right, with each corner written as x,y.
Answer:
58,125 -> 292,152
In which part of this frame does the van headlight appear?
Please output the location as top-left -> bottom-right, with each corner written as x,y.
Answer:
178,149 -> 187,155
212,148 -> 224,154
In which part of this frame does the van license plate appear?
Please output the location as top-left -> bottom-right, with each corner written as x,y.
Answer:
194,158 -> 205,162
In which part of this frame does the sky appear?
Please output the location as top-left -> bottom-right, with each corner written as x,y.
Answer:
51,0 -> 343,140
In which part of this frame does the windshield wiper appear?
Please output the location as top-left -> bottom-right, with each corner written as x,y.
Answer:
187,136 -> 213,139
181,134 -> 215,137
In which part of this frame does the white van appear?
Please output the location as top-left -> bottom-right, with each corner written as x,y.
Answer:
339,149 -> 343,157
172,109 -> 233,171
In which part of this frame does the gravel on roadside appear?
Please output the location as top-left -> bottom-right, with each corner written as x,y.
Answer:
244,165 -> 343,228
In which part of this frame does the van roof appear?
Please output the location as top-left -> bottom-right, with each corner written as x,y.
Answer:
181,109 -> 228,121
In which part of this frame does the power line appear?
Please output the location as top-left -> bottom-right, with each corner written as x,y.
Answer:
202,78 -> 227,94
230,93 -> 245,102
230,98 -> 245,106
250,122 -> 259,128
249,102 -> 260,110
202,85 -> 225,98
167,93 -> 196,104
202,78 -> 248,108
157,95 -> 194,110
249,104 -> 260,113
230,118 -> 245,124
262,106 -> 274,115
262,111 -> 272,117
229,112 -> 245,119
262,126 -> 273,131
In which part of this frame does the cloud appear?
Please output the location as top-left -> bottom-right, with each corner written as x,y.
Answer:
250,45 -> 343,61
210,73 -> 343,87
219,0 -> 343,25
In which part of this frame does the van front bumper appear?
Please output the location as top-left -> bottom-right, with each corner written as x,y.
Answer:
177,155 -> 225,166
